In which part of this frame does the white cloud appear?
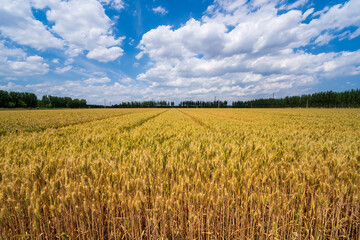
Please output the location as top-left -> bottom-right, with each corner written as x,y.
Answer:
0,0 -> 64,50
282,0 -> 309,10
55,65 -> 72,74
0,80 -> 154,104
302,8 -> 314,20
309,1 -> 360,32
350,28 -> 360,39
121,77 -> 133,83
314,33 -> 333,46
153,6 -> 168,15
0,42 -> 49,76
1,56 -> 49,76
4,77 -> 17,81
84,77 -> 111,84
64,58 -> 74,65
129,38 -> 135,46
0,0 -> 124,62
0,73 -> 315,103
137,19 -> 227,61
100,0 -> 124,10
41,0 -> 124,61
0,41 -> 26,58
86,46 -> 124,62
136,0 -> 360,100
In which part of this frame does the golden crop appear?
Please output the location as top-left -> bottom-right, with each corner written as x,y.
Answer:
0,109 -> 141,135
0,108 -> 359,239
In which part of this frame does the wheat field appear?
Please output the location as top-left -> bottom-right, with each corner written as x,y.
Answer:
0,108 -> 359,239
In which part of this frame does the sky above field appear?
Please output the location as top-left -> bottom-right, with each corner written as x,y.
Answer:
0,0 -> 359,104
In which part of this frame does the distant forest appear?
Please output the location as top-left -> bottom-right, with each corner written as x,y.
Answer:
232,89 -> 360,108
0,90 -> 86,108
112,89 -> 360,108
0,89 -> 359,109
110,101 -> 175,108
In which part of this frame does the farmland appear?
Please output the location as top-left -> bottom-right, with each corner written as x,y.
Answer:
0,109 -> 359,239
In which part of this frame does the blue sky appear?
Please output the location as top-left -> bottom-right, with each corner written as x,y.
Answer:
0,0 -> 359,104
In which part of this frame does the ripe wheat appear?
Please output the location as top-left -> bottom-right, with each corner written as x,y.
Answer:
0,108 -> 359,239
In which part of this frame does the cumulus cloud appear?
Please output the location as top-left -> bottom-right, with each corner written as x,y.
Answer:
152,6 -> 168,15
136,0 -> 360,100
0,56 -> 49,76
0,0 -> 63,50
0,0 -> 124,62
86,46 -> 124,62
0,42 -> 49,75
41,0 -> 124,61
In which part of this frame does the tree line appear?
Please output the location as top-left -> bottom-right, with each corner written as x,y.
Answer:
111,101 -> 175,108
0,90 -> 87,108
179,100 -> 228,108
110,100 -> 228,108
1,89 -> 360,109
232,89 -> 360,108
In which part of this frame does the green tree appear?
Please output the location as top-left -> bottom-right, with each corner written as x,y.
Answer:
0,90 -> 10,108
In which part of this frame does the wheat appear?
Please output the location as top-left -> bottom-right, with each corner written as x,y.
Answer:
0,108 -> 359,239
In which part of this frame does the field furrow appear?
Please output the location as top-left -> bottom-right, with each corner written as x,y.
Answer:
178,109 -> 211,129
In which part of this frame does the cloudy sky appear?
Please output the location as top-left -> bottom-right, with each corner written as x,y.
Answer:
0,0 -> 359,104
